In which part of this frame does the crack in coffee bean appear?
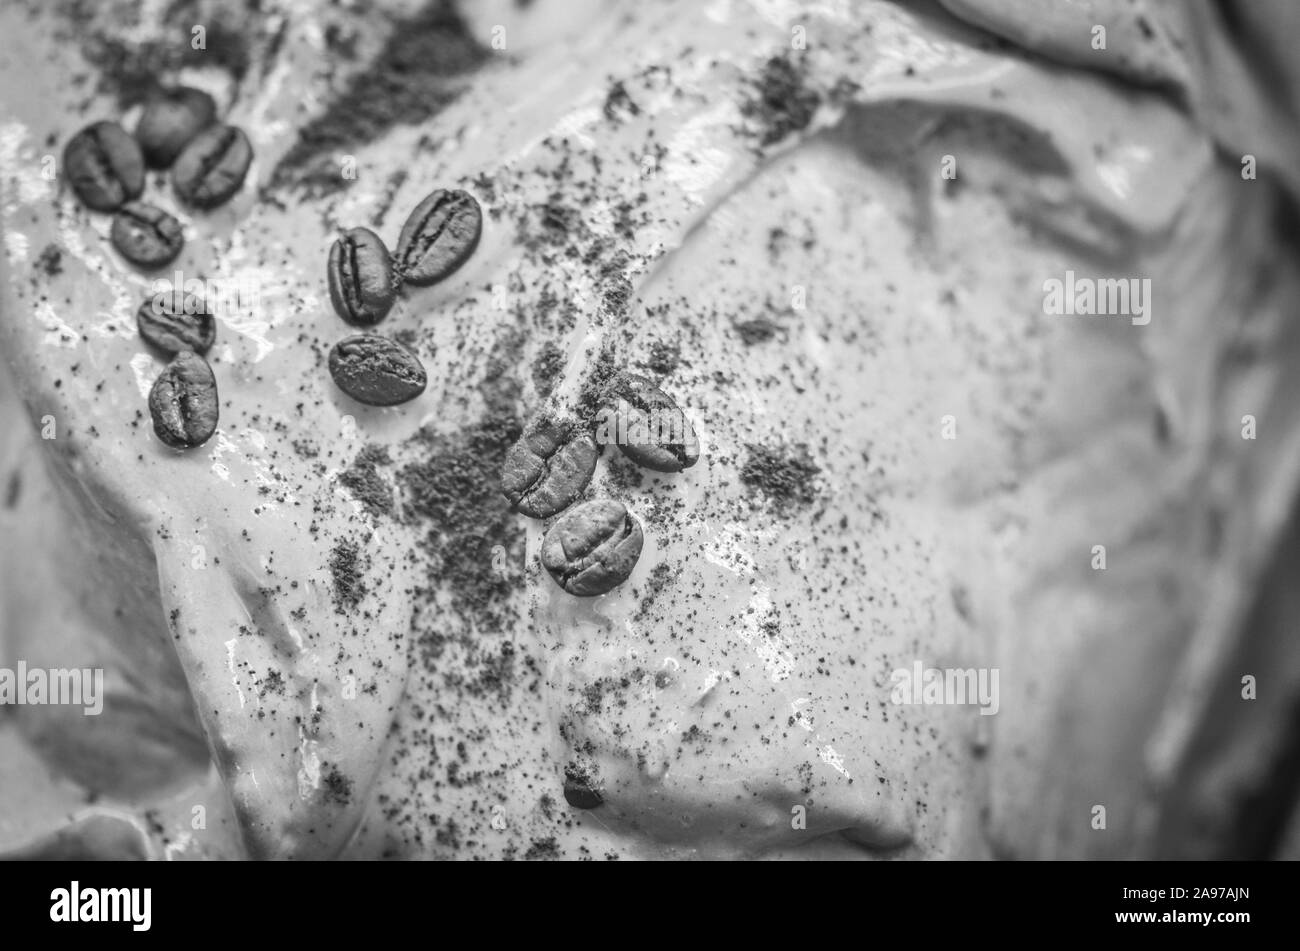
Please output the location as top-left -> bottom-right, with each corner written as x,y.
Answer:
541,499 -> 644,597
329,334 -> 428,406
500,416 -> 599,518
173,124 -> 253,209
110,201 -> 184,269
136,291 -> 216,354
135,86 -> 217,169
148,351 -> 219,449
328,227 -> 397,326
599,372 -> 700,472
395,188 -> 482,286
63,120 -> 145,212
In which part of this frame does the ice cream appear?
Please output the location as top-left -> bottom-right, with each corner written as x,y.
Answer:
2,0 -> 1299,859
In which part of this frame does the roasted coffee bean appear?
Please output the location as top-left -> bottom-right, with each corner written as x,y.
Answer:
328,334 -> 427,406
136,292 -> 215,354
135,87 -> 217,169
110,202 -> 184,269
63,120 -> 145,212
501,416 -> 599,518
562,776 -> 603,810
172,124 -> 253,209
600,372 -> 700,472
394,189 -> 482,286
148,351 -> 219,449
328,227 -> 397,326
541,499 -> 644,597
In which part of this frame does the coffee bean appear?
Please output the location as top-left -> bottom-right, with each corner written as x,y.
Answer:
63,121 -> 145,212
394,189 -> 482,286
136,291 -> 215,355
541,499 -> 644,597
328,334 -> 427,406
501,416 -> 599,518
148,351 -> 219,449
328,227 -> 397,326
563,776 -> 603,810
600,372 -> 700,472
135,87 -> 217,169
110,202 -> 184,269
172,124 -> 253,209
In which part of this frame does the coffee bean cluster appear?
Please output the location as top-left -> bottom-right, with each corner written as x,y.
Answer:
64,87 -> 253,270
64,87 -> 254,451
324,188 -> 482,406
138,289 -> 222,449
502,373 -> 700,597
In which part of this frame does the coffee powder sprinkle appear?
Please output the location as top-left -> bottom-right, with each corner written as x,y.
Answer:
328,536 -> 368,611
67,3 -> 251,106
338,444 -> 393,517
322,764 -> 354,805
523,836 -> 561,860
271,1 -> 487,196
398,415 -> 523,635
644,340 -> 681,375
733,315 -> 782,345
35,243 -> 63,278
740,442 -> 820,507
602,79 -> 641,122
531,340 -> 565,397
740,55 -> 820,147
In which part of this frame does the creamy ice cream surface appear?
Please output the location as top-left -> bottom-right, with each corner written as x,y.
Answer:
2,0 -> 1299,859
